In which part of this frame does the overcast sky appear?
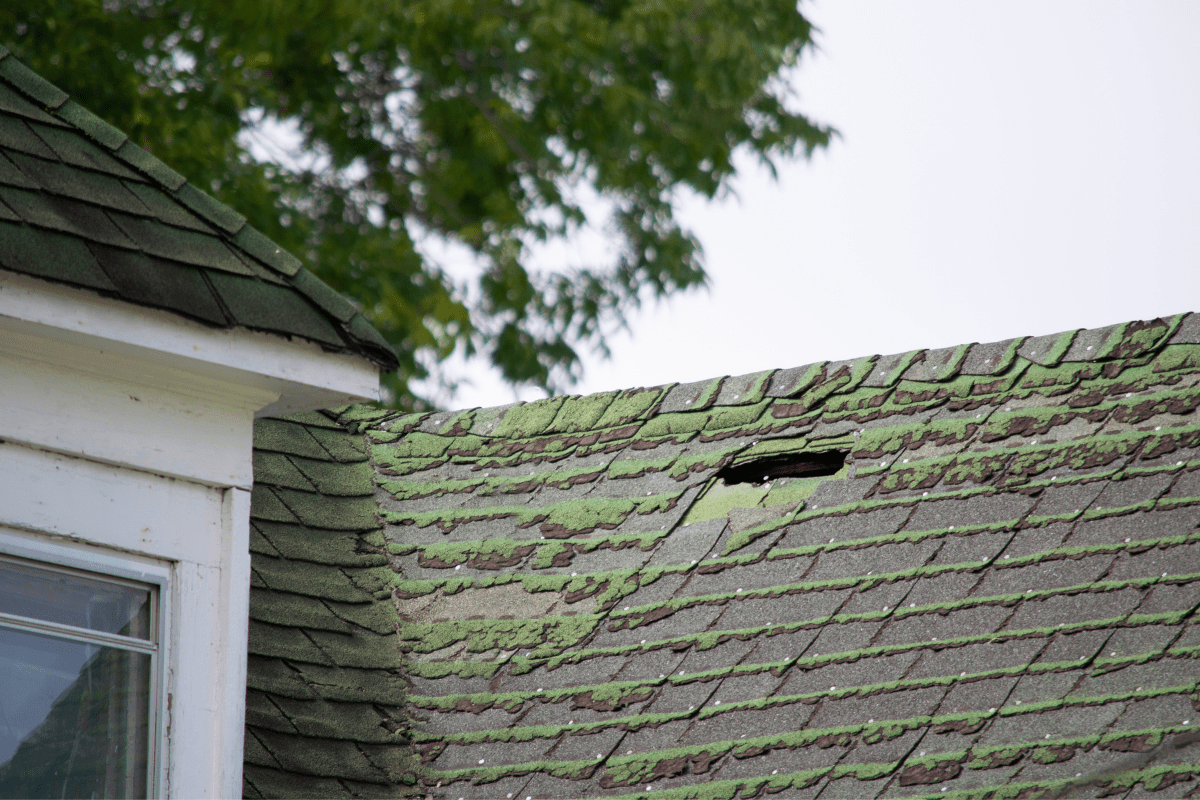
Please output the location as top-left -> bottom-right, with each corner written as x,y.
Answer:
428,1 -> 1200,410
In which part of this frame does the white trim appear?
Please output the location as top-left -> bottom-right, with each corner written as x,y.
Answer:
218,486 -> 251,799
0,268 -> 382,415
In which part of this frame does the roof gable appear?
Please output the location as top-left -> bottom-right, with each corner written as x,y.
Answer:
324,314 -> 1200,798
0,48 -> 396,371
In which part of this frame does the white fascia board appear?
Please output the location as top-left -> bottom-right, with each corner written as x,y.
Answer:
0,269 -> 382,415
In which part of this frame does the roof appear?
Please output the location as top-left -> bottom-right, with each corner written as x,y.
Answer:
245,410 -> 417,797
301,313 -> 1200,799
0,49 -> 397,371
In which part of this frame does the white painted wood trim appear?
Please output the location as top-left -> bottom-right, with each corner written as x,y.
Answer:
218,486 -> 252,799
0,268 -> 382,414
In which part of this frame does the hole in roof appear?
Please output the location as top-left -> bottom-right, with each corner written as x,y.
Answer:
718,450 -> 847,486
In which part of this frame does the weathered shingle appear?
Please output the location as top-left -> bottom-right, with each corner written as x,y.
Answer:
330,314 -> 1200,799
246,412 -> 417,798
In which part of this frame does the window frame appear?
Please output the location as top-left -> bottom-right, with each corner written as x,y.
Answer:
0,526 -> 171,798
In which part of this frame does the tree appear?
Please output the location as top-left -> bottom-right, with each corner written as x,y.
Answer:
4,0 -> 832,409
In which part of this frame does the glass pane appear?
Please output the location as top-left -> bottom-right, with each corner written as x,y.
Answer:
0,560 -> 151,640
0,627 -> 150,799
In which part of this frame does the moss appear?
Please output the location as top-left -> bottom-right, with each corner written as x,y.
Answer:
403,660 -> 500,680
639,411 -> 713,438
1153,343 -> 1200,374
708,399 -> 770,430
595,386 -> 669,427
489,396 -> 569,439
531,540 -> 571,569
668,446 -> 743,480
610,455 -> 680,479
680,480 -> 769,525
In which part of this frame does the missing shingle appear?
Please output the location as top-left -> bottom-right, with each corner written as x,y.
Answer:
718,450 -> 847,486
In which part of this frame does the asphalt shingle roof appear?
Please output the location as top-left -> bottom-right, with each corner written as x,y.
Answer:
245,411 -> 417,798
305,313 -> 1200,800
0,49 -> 397,371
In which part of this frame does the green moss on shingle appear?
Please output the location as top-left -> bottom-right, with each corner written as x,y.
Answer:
490,396 -> 568,439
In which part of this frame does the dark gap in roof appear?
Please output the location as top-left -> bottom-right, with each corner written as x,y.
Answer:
719,450 -> 847,485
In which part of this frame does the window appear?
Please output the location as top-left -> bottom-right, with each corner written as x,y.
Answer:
0,552 -> 162,799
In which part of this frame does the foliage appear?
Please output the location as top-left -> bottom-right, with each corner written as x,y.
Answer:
4,0 -> 832,408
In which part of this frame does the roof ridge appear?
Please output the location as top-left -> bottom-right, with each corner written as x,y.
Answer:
0,47 -> 397,370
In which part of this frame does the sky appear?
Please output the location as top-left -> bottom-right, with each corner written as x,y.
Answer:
440,0 -> 1200,410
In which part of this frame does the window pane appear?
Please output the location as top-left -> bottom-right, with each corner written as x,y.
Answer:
0,560 -> 151,640
0,628 -> 150,799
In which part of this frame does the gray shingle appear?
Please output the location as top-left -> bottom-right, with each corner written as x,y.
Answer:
106,212 -> 254,275
53,101 -> 127,150
0,54 -> 68,108
32,122 -> 142,179
87,242 -> 228,326
0,221 -> 115,290
0,115 -> 57,159
6,151 -> 147,214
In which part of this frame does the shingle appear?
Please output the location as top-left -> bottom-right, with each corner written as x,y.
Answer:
1033,629 -> 1110,665
290,267 -> 359,322
775,506 -> 911,549
1066,507 -> 1197,546
1101,625 -> 1177,659
0,221 -> 115,290
937,675 -> 1021,715
1135,584 -> 1200,616
30,123 -> 142,179
85,242 -> 228,325
786,650 -> 919,694
304,424 -> 368,462
121,181 -> 216,232
1105,542 -> 1200,581
252,555 -> 376,604
0,82 -> 64,126
251,728 -> 387,783
808,687 -> 946,729
1003,588 -> 1142,631
113,139 -> 187,190
904,493 -> 1036,531
249,589 -> 352,634
345,313 -> 397,362
271,488 -> 378,531
54,101 -> 127,150
4,151 -> 146,214
247,618 -> 333,664
252,451 -> 316,492
254,419 -> 333,459
207,270 -> 345,346
169,181 -> 245,234
901,570 -> 982,608
0,152 -> 38,189
874,606 -> 1012,648
970,556 -> 1116,598
0,187 -> 134,247
0,114 -> 58,159
960,338 -> 1024,376
807,619 -> 884,655
1018,329 -> 1078,367
1090,473 -> 1174,510
105,212 -> 253,275
996,524 -> 1071,560
231,223 -> 303,277
242,764 -> 353,799
0,192 -> 23,220
0,56 -> 69,109
710,589 -> 849,631
805,540 -> 939,582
